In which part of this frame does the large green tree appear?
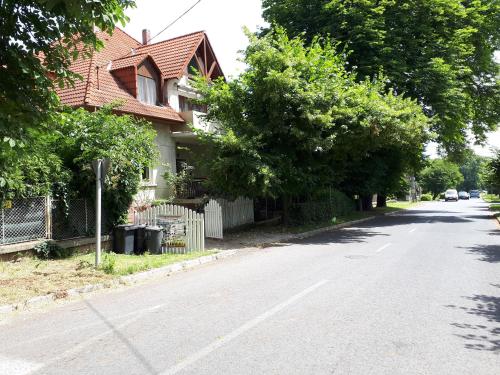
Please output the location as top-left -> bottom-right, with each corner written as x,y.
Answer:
481,149 -> 500,194
194,28 -> 428,218
263,0 -> 500,156
420,159 -> 464,198
458,151 -> 487,191
0,0 -> 135,190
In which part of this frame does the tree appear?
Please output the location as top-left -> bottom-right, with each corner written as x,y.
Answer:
481,149 -> 500,194
0,0 -> 135,190
1,105 -> 158,225
459,151 -> 487,191
262,0 -> 500,156
53,105 -> 158,225
419,159 -> 464,198
194,28 -> 428,219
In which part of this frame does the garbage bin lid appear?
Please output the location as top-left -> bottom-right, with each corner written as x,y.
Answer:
115,224 -> 138,231
145,226 -> 162,231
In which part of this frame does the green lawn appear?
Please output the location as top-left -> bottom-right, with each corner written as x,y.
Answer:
0,250 -> 215,306
482,194 -> 500,203
489,204 -> 500,212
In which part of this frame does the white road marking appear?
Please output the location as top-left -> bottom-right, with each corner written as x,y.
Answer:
24,304 -> 166,374
409,227 -> 417,233
159,280 -> 329,375
375,243 -> 392,253
0,355 -> 43,375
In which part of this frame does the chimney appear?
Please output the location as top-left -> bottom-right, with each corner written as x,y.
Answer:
142,29 -> 151,45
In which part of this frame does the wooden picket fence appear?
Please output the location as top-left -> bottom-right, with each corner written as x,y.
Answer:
204,197 -> 254,239
134,203 -> 204,252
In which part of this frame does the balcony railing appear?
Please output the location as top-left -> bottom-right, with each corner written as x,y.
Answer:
177,178 -> 207,199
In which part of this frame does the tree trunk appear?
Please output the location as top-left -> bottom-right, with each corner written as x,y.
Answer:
377,194 -> 387,207
361,194 -> 373,211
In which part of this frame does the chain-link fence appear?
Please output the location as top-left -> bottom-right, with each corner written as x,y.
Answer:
1,197 -> 47,245
51,199 -> 96,240
0,197 -> 107,245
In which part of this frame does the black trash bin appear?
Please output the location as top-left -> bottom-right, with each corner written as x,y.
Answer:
145,226 -> 163,254
113,224 -> 137,254
134,225 -> 146,254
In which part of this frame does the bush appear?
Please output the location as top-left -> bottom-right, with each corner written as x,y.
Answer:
289,189 -> 355,225
99,252 -> 116,274
34,241 -> 73,260
420,193 -> 433,201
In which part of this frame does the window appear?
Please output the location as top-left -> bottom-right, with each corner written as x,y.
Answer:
141,167 -> 150,181
179,95 -> 207,113
137,75 -> 157,105
188,56 -> 203,75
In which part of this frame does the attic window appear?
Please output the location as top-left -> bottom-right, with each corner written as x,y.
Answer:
137,75 -> 157,105
188,56 -> 202,75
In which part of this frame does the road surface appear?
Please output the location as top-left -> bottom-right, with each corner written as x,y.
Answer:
1,199 -> 499,374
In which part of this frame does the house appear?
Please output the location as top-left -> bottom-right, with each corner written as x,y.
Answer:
55,27 -> 224,203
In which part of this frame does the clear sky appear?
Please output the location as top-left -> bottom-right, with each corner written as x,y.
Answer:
123,0 -> 266,78
124,0 -> 499,156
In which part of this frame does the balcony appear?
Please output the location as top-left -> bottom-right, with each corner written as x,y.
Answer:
176,178 -> 208,199
179,110 -> 218,133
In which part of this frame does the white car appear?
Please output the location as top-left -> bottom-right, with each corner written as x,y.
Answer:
445,189 -> 458,201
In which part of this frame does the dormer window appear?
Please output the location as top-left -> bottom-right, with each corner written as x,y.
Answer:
137,75 -> 157,105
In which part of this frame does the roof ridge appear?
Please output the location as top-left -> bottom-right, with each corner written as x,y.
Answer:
137,30 -> 205,49
114,27 -> 142,46
113,52 -> 148,61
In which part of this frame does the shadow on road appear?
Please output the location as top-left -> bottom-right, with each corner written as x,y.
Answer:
83,299 -> 157,374
462,244 -> 500,263
447,291 -> 500,353
353,213 -> 474,228
292,227 -> 389,246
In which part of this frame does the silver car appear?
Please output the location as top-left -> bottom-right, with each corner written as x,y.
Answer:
458,191 -> 470,200
445,189 -> 458,201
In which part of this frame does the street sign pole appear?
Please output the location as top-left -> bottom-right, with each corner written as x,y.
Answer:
95,160 -> 102,267
92,158 -> 110,267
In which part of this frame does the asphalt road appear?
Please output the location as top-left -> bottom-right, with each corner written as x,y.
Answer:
1,199 -> 499,375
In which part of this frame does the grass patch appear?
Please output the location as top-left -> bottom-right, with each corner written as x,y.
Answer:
489,204 -> 500,212
483,194 -> 500,203
0,250 -> 215,306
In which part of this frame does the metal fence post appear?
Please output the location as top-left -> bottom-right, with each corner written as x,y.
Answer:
84,199 -> 88,233
45,196 -> 52,240
1,206 -> 4,244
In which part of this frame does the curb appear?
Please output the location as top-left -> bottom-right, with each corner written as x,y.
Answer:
255,215 -> 381,248
0,250 -> 237,316
0,211 -> 395,316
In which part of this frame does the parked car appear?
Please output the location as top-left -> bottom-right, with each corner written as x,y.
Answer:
470,190 -> 480,198
444,189 -> 458,201
458,191 -> 469,200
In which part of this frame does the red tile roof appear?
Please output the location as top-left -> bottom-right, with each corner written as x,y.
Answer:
55,28 -> 214,123
137,31 -> 205,79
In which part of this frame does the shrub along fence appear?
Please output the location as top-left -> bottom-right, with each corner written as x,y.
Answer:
289,189 -> 355,226
204,197 -> 254,239
0,197 -> 99,246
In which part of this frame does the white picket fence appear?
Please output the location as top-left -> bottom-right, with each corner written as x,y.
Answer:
134,203 -> 204,252
204,197 -> 254,239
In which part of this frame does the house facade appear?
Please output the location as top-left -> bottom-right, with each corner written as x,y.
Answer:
56,28 -> 223,203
